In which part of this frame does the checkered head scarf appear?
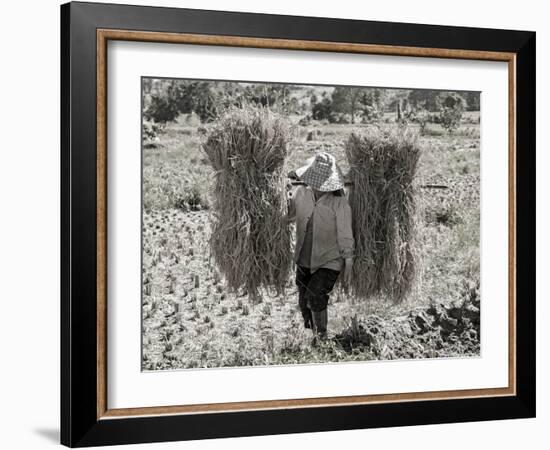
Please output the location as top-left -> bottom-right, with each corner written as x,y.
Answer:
295,152 -> 345,192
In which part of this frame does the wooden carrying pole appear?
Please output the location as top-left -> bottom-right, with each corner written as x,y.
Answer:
288,180 -> 448,189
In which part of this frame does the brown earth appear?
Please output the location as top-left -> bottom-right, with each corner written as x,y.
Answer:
335,289 -> 480,359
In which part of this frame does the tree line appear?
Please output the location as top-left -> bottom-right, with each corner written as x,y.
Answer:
143,79 -> 479,134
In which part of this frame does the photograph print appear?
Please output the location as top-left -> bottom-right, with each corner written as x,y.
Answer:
141,77 -> 481,371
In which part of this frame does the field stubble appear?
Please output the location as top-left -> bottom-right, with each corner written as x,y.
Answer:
142,117 -> 480,370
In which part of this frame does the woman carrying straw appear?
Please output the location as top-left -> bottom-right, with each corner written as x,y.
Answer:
287,152 -> 355,342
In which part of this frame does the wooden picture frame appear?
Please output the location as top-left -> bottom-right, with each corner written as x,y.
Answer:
61,1 -> 535,447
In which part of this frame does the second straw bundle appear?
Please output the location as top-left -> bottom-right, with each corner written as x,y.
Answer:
345,127 -> 421,303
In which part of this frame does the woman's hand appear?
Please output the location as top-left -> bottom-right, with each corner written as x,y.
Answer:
343,257 -> 353,285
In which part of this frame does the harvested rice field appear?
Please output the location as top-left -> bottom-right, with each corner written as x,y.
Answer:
142,113 -> 480,370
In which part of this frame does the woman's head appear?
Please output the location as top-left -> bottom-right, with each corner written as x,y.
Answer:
295,152 -> 345,192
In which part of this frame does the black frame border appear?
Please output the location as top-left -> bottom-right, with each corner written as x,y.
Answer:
61,1 -> 535,447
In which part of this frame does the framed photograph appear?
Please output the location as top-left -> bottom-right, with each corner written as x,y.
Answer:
60,1 -> 536,447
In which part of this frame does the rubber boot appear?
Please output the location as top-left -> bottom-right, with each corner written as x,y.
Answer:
312,309 -> 328,342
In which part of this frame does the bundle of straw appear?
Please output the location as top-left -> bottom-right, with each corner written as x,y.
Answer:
202,106 -> 293,300
345,127 -> 421,303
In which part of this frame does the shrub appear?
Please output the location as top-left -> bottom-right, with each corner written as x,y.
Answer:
438,93 -> 466,134
142,122 -> 164,142
424,201 -> 462,227
328,112 -> 351,124
174,184 -> 209,212
407,101 -> 430,135
311,97 -> 332,121
144,93 -> 180,124
298,115 -> 312,126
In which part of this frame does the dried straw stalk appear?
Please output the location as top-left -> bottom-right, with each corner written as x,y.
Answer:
345,126 -> 421,303
202,106 -> 293,300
